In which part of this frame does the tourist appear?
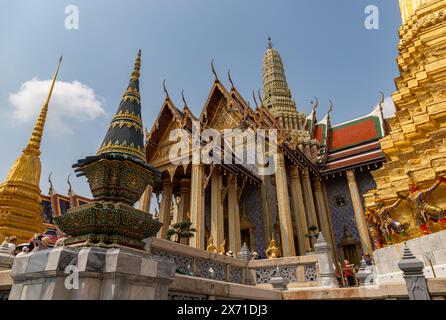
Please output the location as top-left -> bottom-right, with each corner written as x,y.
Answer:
30,234 -> 49,252
16,246 -> 29,257
342,259 -> 356,286
2,236 -> 18,256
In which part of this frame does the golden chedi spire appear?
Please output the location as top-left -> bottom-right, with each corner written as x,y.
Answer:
364,0 -> 446,243
0,56 -> 62,242
398,0 -> 434,24
262,37 -> 303,131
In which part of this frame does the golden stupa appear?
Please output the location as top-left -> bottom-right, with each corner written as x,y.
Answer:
0,57 -> 62,243
365,0 -> 446,245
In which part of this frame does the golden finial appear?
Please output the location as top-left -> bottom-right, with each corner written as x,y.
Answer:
206,234 -> 217,253
131,49 -> 141,80
267,36 -> 273,49
266,233 -> 281,259
24,55 -> 62,156
163,79 -> 170,100
218,239 -> 226,255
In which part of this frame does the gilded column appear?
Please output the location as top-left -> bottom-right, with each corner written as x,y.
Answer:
211,168 -> 224,247
289,166 -> 310,255
302,167 -> 319,230
138,185 -> 153,213
158,176 -> 172,239
346,170 -> 373,255
313,178 -> 336,254
274,151 -> 296,257
228,174 -> 241,254
176,178 -> 191,223
189,164 -> 205,249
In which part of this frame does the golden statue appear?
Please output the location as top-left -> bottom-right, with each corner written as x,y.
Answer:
401,176 -> 446,234
206,234 -> 217,253
218,239 -> 226,255
265,234 -> 281,259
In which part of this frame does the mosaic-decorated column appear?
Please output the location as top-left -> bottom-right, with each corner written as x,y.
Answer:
158,176 -> 172,239
189,164 -> 205,249
289,166 -> 310,255
211,168 -> 224,247
302,167 -> 319,230
346,169 -> 373,255
274,151 -> 296,257
138,185 -> 153,213
228,174 -> 241,254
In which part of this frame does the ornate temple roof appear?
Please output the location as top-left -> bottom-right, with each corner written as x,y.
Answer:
97,50 -> 146,162
316,104 -> 386,174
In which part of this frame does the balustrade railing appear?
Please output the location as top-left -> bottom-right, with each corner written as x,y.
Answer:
145,238 -> 320,287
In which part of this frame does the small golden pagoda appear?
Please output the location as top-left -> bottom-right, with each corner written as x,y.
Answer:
0,57 -> 62,243
365,0 -> 446,245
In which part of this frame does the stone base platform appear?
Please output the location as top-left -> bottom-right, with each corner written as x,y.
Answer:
374,230 -> 446,284
8,246 -> 175,300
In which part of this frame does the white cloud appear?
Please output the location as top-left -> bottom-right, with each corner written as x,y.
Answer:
9,78 -> 106,135
380,96 -> 396,118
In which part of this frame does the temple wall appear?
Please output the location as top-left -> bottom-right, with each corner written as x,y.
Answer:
240,185 -> 267,256
325,174 -> 362,255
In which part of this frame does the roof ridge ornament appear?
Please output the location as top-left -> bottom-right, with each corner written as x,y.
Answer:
310,97 -> 318,111
228,68 -> 235,89
181,90 -> 188,109
268,36 -> 273,49
211,59 -> 219,82
252,90 -> 259,108
328,100 -> 333,116
257,89 -> 263,106
163,79 -> 169,100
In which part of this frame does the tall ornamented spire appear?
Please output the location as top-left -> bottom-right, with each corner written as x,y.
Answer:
25,56 -> 62,156
0,56 -> 62,242
97,50 -> 146,162
262,38 -> 299,128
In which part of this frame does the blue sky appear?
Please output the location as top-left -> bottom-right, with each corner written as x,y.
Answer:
0,0 -> 401,198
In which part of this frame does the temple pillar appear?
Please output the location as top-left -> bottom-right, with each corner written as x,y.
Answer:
176,178 -> 191,223
227,174 -> 241,254
211,168 -> 224,248
138,185 -> 152,213
346,170 -> 373,255
274,151 -> 296,257
189,164 -> 205,249
289,166 -> 310,255
313,177 -> 337,256
158,176 -> 172,239
302,167 -> 319,230
260,176 -> 272,243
